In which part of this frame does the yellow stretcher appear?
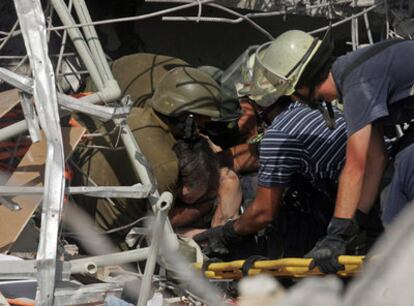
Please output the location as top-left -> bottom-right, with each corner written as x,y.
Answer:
193,256 -> 364,279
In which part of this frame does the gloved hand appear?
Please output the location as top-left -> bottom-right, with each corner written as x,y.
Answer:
193,220 -> 247,257
305,217 -> 358,274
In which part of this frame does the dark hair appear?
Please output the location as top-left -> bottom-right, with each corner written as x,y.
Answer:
174,138 -> 220,202
296,32 -> 335,90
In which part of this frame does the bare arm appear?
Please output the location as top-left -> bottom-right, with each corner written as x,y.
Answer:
233,185 -> 284,235
211,167 -> 242,227
334,124 -> 385,218
358,125 -> 388,213
169,201 -> 213,228
216,143 -> 260,174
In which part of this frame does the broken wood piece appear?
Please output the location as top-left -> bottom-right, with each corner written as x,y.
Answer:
0,89 -> 21,119
0,127 -> 86,252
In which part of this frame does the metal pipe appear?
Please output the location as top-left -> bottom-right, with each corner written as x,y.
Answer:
0,20 -> 19,51
14,0 -> 66,304
49,0 -> 215,31
70,247 -> 150,274
73,0 -> 111,83
116,118 -> 179,251
73,0 -> 112,81
55,0 -> 73,87
20,92 -> 41,143
0,120 -> 28,142
50,0 -> 104,90
0,185 -> 152,198
0,68 -> 126,142
363,12 -> 374,44
351,0 -> 359,50
137,192 -> 173,306
308,3 -> 380,35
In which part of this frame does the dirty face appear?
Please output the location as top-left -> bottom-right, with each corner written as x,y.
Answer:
179,182 -> 209,205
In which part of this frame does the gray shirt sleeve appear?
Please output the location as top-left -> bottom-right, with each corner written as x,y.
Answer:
343,76 -> 391,136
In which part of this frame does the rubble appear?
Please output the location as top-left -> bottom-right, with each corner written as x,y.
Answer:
0,0 -> 412,305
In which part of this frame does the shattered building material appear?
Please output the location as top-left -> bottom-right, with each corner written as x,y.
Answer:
0,0 -> 413,305
0,128 -> 85,253
0,90 -> 21,119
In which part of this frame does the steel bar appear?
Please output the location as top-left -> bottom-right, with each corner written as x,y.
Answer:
162,3 -> 273,39
160,1 -> 382,39
49,0 -> 215,31
14,1 -> 66,304
0,120 -> 28,142
0,260 -> 70,280
55,0 -> 73,92
0,195 -> 21,211
73,0 -> 112,82
0,21 -> 19,52
51,0 -> 104,90
0,68 -> 129,122
19,92 -> 41,143
0,67 -> 32,92
363,12 -> 374,44
351,0 -> 359,50
0,185 -> 152,199
70,247 -> 150,274
116,117 -> 179,251
68,158 -> 118,207
67,0 -> 122,105
150,0 -> 355,19
308,3 -> 381,35
207,3 -> 273,39
54,283 -> 123,306
163,16 -> 244,23
58,93 -> 129,120
137,192 -> 173,306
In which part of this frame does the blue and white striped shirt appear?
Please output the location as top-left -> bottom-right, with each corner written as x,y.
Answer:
258,102 -> 347,188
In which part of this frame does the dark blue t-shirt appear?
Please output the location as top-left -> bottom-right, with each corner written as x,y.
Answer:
331,40 -> 414,136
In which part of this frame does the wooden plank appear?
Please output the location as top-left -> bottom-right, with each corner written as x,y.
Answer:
0,127 -> 86,252
0,89 -> 20,119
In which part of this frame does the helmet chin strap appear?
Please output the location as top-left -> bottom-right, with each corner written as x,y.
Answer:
318,102 -> 336,130
294,87 -> 336,130
172,114 -> 200,147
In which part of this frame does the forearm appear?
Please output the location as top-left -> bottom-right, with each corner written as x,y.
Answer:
211,168 -> 242,227
233,186 -> 282,235
169,201 -> 213,228
233,205 -> 274,235
334,125 -> 373,219
334,163 -> 365,219
358,128 -> 388,213
216,144 -> 259,173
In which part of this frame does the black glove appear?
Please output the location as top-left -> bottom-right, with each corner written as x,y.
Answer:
193,220 -> 247,257
353,209 -> 384,253
305,217 -> 358,274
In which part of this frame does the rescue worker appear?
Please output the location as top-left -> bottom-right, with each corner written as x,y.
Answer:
73,65 -> 241,247
237,30 -> 414,273
194,93 -> 352,259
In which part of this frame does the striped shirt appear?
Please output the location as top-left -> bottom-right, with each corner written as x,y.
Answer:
258,102 -> 347,188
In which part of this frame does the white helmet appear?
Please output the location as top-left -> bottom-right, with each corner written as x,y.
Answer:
220,45 -> 259,99
250,30 -> 322,107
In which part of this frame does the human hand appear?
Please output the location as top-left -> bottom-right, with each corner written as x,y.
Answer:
305,217 -> 356,273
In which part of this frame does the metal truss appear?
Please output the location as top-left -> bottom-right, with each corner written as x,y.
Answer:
0,0 -> 413,305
